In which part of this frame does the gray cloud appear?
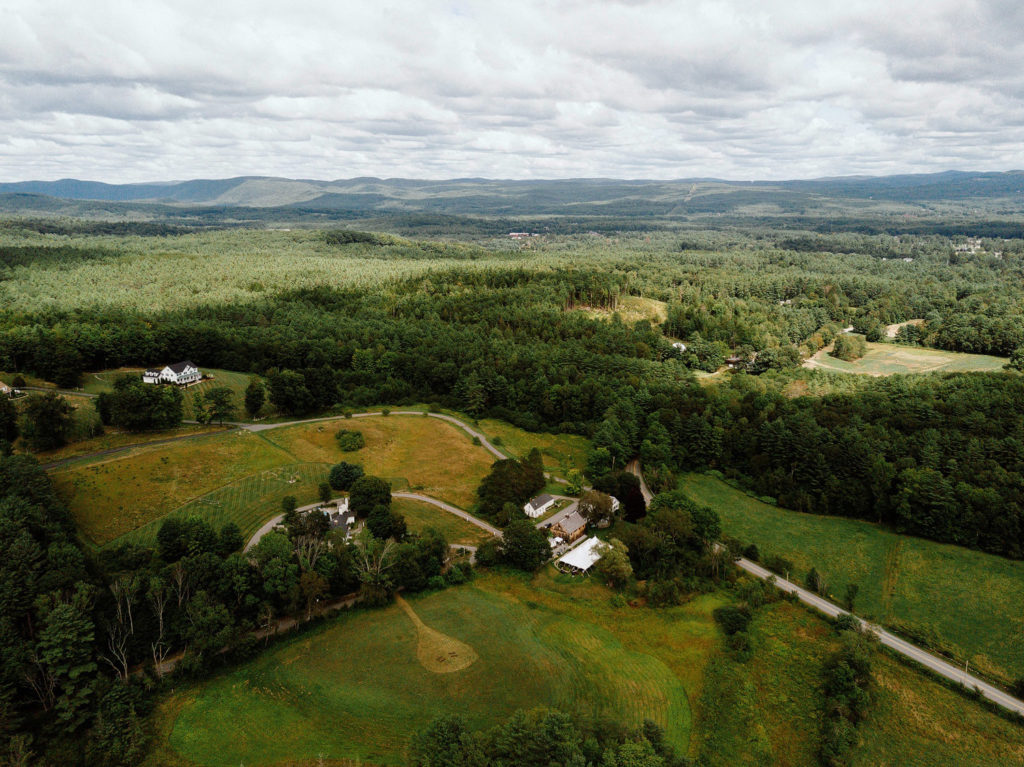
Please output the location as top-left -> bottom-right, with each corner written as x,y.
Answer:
1,0 -> 1023,181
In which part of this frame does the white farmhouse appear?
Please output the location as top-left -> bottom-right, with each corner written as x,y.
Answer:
143,361 -> 202,386
524,493 -> 556,518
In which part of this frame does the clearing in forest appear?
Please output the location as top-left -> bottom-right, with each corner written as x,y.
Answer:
679,472 -> 1024,683
804,341 -> 1006,376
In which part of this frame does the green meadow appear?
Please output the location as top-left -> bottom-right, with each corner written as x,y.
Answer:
680,472 -> 1024,683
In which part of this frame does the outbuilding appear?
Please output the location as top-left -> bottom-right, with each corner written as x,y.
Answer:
556,537 -> 607,575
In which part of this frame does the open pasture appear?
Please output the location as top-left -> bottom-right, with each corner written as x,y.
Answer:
120,462 -> 329,547
152,573 -> 707,766
260,415 -> 495,509
697,599 -> 1024,767
578,294 -> 668,325
392,497 -> 493,547
805,341 -> 1007,376
477,417 -> 590,473
680,472 -> 1024,683
50,430 -> 295,545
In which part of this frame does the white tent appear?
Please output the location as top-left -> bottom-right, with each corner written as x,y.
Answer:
556,537 -> 607,574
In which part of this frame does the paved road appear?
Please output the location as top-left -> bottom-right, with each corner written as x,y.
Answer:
627,461 -> 1024,717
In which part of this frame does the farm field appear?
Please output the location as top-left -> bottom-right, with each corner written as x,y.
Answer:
147,571 -> 712,767
392,497 -> 493,547
36,423 -> 225,465
804,340 -> 1007,375
477,417 -> 590,473
696,599 -> 1024,767
680,472 -> 1024,683
50,430 -> 295,546
260,415 -> 495,509
51,413 -> 500,548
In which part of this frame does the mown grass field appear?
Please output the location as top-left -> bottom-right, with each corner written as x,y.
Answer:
51,430 -> 293,545
696,599 -> 1024,767
147,571 -> 713,767
392,497 -> 493,547
51,414 -> 498,548
121,462 -> 330,548
260,415 -> 494,509
680,472 -> 1024,683
805,341 -> 1007,376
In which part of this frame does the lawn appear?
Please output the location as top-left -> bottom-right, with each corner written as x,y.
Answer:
680,472 -> 1024,683
50,430 -> 296,546
477,417 -> 590,473
260,415 -> 495,509
148,571 -> 711,767
392,497 -> 494,547
804,341 -> 1007,376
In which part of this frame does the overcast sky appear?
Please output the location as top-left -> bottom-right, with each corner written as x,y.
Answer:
2,0 -> 1023,182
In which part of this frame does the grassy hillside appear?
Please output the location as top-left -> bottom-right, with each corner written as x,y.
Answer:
259,415 -> 494,509
147,572 -> 711,766
680,472 -> 1024,683
51,414 -> 498,548
392,497 -> 494,547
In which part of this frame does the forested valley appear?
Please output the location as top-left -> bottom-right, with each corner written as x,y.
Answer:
2,213 -> 1024,764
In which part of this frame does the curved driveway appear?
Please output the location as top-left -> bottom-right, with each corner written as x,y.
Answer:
627,461 -> 1024,717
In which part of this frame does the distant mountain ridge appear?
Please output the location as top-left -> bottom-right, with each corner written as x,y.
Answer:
1,171 -> 1023,210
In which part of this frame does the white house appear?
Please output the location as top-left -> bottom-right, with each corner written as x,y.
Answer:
524,493 -> 556,518
144,361 -> 202,386
323,498 -> 357,539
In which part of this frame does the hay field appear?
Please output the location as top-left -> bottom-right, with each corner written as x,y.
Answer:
392,497 -> 493,547
805,341 -> 1007,376
696,599 -> 1024,767
51,430 -> 294,545
680,472 -> 1024,683
260,415 -> 494,509
477,418 -> 590,473
151,573 -> 707,766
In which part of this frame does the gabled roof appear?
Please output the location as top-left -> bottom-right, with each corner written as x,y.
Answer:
527,493 -> 554,510
167,360 -> 198,374
553,510 -> 586,533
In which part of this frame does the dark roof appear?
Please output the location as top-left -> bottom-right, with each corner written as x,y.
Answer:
553,510 -> 587,533
167,361 -> 198,374
527,493 -> 555,510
